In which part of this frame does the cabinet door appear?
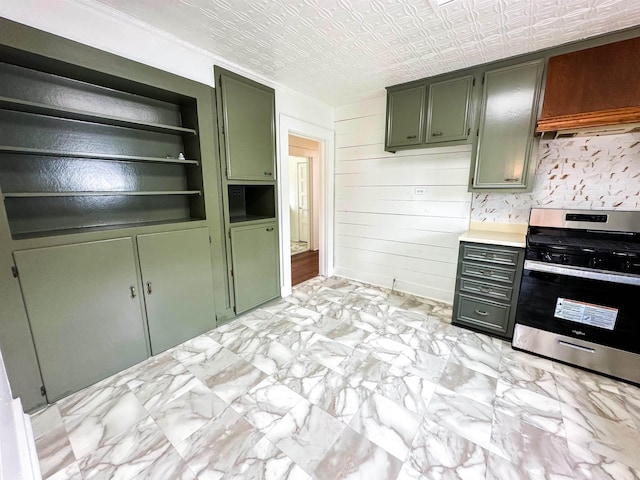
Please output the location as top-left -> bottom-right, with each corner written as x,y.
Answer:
230,223 -> 280,314
385,85 -> 426,150
472,60 -> 544,190
137,227 -> 216,354
14,238 -> 147,402
426,76 -> 473,144
218,71 -> 276,181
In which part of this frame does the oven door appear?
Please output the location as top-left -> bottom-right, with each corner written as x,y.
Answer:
515,260 -> 640,354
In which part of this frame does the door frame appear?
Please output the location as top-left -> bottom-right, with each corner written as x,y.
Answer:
278,115 -> 335,297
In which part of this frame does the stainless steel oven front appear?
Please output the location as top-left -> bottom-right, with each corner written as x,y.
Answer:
512,208 -> 640,385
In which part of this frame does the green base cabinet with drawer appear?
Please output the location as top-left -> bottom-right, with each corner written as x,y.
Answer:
229,222 -> 280,314
452,242 -> 525,339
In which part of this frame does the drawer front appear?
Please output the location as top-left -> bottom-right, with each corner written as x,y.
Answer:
462,244 -> 518,266
459,278 -> 512,302
455,295 -> 510,333
461,261 -> 515,284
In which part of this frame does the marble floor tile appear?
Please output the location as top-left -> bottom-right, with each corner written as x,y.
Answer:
313,425 -> 403,480
425,388 -> 494,450
561,402 -> 640,470
224,436 -> 311,480
178,407 -> 262,479
375,370 -> 437,416
152,383 -> 228,447
206,357 -> 268,403
230,377 -> 305,434
407,418 -> 489,480
60,385 -> 148,460
567,440 -> 640,480
30,275 -> 640,480
306,370 -> 371,423
266,400 -> 347,474
348,392 -> 422,461
490,409 -> 576,479
438,360 -> 498,406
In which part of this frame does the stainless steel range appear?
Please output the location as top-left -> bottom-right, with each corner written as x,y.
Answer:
513,208 -> 640,385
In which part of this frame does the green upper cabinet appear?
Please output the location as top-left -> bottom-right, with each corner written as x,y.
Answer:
385,85 -> 426,150
137,227 -> 216,354
215,67 -> 276,181
471,60 -> 544,191
230,222 -> 280,314
385,74 -> 474,153
426,75 -> 473,144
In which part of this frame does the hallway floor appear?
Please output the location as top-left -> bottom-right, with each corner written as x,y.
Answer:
31,276 -> 640,480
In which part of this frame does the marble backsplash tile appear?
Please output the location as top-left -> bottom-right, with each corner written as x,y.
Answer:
471,132 -> 640,223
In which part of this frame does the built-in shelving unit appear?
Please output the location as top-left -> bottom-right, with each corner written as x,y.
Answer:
0,60 -> 205,239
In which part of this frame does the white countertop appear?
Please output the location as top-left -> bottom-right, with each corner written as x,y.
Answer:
459,222 -> 528,248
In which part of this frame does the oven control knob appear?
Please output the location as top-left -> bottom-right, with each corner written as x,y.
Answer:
542,252 -> 552,262
562,254 -> 569,264
589,257 -> 601,268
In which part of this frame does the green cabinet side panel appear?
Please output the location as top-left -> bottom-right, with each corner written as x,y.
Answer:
385,85 -> 426,149
137,227 -> 216,354
426,76 -> 472,144
14,238 -> 148,402
219,74 -> 276,181
472,60 -> 544,190
230,222 -> 280,314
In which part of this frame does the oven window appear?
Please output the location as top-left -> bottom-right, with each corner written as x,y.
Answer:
515,270 -> 639,354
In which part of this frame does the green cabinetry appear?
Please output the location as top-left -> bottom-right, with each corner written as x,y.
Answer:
470,60 -> 544,191
215,67 -> 276,181
385,75 -> 473,152
385,86 -> 426,149
14,238 -> 148,402
230,222 -> 280,314
452,242 -> 525,339
137,227 -> 216,354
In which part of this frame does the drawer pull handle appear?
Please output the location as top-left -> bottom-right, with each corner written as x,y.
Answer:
558,340 -> 595,353
406,135 -> 417,139
266,227 -> 274,232
480,269 -> 494,276
504,178 -> 520,182
474,309 -> 489,316
479,286 -> 492,293
432,132 -> 443,137
264,171 -> 272,176
481,252 -> 495,259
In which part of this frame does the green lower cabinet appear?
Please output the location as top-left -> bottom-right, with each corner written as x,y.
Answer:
137,227 -> 216,354
14,238 -> 148,402
471,60 -> 544,191
230,222 -> 280,314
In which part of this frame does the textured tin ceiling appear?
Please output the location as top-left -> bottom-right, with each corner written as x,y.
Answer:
81,0 -> 640,106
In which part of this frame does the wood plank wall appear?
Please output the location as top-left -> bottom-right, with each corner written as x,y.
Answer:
334,95 -> 472,303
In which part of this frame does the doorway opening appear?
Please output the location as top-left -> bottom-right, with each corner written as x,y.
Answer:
289,135 -> 320,286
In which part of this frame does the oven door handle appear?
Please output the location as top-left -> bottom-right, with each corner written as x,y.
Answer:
524,260 -> 640,286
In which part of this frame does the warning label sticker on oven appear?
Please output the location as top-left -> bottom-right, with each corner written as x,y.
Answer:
554,298 -> 618,331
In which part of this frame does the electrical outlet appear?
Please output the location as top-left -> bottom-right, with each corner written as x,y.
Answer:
414,187 -> 426,195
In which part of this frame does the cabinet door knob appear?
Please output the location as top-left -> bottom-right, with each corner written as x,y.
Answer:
146,282 -> 152,295
432,132 -> 443,137
406,135 -> 417,139
130,286 -> 137,298
474,309 -> 489,316
266,227 -> 274,232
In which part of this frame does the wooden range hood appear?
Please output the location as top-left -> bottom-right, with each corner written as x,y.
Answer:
536,36 -> 640,134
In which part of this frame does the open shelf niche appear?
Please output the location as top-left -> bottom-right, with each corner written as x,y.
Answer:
0,60 -> 206,239
228,185 -> 276,223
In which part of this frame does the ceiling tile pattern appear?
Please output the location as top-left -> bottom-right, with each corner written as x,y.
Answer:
82,0 -> 640,105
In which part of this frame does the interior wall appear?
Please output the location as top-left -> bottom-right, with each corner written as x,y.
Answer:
334,94 -> 472,304
472,132 -> 640,223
